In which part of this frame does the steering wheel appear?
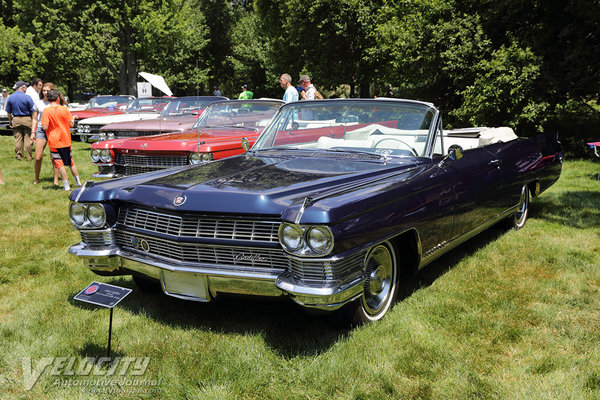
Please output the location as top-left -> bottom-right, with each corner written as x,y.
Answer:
373,137 -> 418,156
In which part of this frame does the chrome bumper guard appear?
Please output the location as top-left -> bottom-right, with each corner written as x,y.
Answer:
68,242 -> 364,310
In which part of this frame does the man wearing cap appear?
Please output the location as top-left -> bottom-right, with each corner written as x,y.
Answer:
5,81 -> 34,160
280,74 -> 298,103
299,75 -> 317,100
238,84 -> 253,99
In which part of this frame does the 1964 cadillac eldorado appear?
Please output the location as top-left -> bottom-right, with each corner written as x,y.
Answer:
68,99 -> 562,324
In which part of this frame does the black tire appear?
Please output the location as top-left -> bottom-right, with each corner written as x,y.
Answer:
344,241 -> 400,325
132,275 -> 162,293
510,184 -> 529,229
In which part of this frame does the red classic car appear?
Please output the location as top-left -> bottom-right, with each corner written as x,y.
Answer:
71,95 -> 135,134
90,99 -> 283,177
96,96 -> 227,141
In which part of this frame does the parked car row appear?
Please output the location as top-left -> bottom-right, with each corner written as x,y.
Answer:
68,98 -> 563,324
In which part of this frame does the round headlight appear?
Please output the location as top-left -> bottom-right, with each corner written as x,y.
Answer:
281,224 -> 304,251
90,149 -> 100,162
200,153 -> 214,162
87,204 -> 106,227
189,153 -> 201,164
77,125 -> 84,133
307,226 -> 333,253
107,132 -> 115,140
98,132 -> 107,141
84,125 -> 91,133
100,149 -> 112,163
69,202 -> 87,226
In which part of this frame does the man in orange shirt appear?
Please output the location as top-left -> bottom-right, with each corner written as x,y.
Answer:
41,89 -> 81,191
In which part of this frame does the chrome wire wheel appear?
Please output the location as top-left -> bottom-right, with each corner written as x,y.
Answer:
350,241 -> 399,324
512,184 -> 529,229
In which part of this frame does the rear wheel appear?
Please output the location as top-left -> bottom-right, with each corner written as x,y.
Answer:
345,241 -> 399,325
510,185 -> 529,229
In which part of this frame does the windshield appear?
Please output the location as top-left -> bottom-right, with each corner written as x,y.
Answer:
125,98 -> 173,113
160,97 -> 219,117
253,100 -> 437,157
192,100 -> 283,130
87,96 -> 133,109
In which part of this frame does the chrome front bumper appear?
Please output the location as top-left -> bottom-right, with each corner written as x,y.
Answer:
68,242 -> 364,310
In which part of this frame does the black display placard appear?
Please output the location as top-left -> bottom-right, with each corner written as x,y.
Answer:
74,281 -> 132,308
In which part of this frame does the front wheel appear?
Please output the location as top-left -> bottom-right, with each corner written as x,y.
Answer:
510,184 -> 529,229
345,241 -> 399,325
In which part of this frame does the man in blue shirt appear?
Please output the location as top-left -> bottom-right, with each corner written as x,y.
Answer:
6,80 -> 34,160
280,74 -> 298,103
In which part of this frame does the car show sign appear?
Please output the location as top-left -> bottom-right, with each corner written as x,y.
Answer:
137,82 -> 152,98
74,281 -> 132,308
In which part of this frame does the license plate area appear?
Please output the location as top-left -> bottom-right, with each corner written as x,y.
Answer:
161,270 -> 210,302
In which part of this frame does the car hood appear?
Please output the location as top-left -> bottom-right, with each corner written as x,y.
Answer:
99,116 -> 198,132
73,109 -> 124,119
91,128 -> 260,151
72,153 -> 426,223
78,112 -> 162,125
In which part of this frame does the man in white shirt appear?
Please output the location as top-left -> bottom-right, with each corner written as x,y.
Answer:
280,74 -> 298,103
299,75 -> 316,100
26,78 -> 43,103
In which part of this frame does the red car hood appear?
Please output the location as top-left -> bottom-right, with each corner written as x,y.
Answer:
91,128 -> 261,152
99,115 -> 199,132
72,108 -> 124,119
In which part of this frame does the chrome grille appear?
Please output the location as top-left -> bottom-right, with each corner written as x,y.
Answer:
290,251 -> 366,284
80,230 -> 115,247
115,231 -> 289,271
117,207 -> 280,243
116,153 -> 188,167
112,130 -> 158,137
115,165 -> 164,176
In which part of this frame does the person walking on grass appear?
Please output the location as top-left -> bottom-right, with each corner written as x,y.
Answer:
31,82 -> 60,185
41,89 -> 81,191
5,80 -> 34,161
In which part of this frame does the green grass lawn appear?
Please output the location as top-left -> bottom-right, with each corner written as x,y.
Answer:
0,135 -> 599,399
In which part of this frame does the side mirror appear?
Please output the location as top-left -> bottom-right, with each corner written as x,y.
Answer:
438,144 -> 464,167
241,137 -> 250,152
448,144 -> 464,161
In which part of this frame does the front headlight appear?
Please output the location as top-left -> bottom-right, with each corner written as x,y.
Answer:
98,132 -> 107,141
100,149 -> 112,163
90,149 -> 100,162
69,203 -> 87,226
69,202 -> 108,228
189,153 -> 201,164
87,204 -> 106,227
200,153 -> 214,162
281,224 -> 304,251
307,226 -> 333,253
84,125 -> 91,133
107,132 -> 115,140
278,223 -> 334,256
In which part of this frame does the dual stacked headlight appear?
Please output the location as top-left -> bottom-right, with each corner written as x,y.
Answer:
69,202 -> 106,228
78,125 -> 91,134
189,152 -> 214,164
279,223 -> 334,256
98,132 -> 115,141
90,149 -> 113,163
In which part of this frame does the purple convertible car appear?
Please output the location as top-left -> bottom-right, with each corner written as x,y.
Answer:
68,98 -> 562,324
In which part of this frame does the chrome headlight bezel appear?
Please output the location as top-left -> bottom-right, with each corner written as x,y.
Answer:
69,202 -> 108,229
278,223 -> 334,256
99,149 -> 112,163
90,149 -> 100,162
189,152 -> 201,164
98,132 -> 107,141
107,132 -> 115,140
200,152 -> 214,162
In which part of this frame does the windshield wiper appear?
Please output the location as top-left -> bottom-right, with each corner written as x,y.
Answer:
323,147 -> 384,158
221,124 -> 258,131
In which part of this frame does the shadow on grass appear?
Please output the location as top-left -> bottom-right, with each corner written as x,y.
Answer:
66,224 -> 515,358
530,190 -> 600,229
76,342 -> 125,361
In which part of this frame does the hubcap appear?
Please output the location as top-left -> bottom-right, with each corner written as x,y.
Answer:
363,245 -> 394,316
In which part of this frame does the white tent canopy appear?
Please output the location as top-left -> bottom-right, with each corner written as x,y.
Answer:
138,72 -> 173,96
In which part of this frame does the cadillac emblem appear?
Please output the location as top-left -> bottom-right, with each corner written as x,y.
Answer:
173,194 -> 187,207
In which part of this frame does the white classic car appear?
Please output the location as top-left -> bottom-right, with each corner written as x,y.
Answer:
76,97 -> 174,142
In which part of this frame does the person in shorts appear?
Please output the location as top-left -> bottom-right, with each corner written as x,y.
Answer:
41,89 -> 81,191
31,82 -> 61,185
